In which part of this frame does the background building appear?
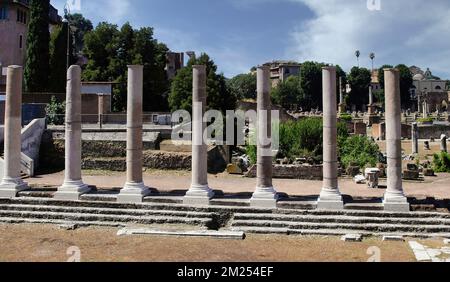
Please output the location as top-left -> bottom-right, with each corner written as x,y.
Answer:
165,51 -> 184,80
263,60 -> 301,87
0,0 -> 61,92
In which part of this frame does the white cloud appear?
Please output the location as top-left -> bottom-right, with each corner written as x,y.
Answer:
288,0 -> 450,78
52,0 -> 131,23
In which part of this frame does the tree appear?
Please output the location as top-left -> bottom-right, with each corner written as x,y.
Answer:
24,0 -> 50,92
377,64 -> 393,90
395,64 -> 413,109
299,61 -> 324,110
377,64 -> 413,108
347,67 -> 371,110
65,13 -> 93,55
169,53 -> 236,114
271,75 -> 302,109
49,22 -> 77,93
82,22 -> 169,111
227,73 -> 257,100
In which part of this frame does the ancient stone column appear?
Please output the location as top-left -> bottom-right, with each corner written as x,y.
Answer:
318,66 -> 344,210
0,66 -> 29,198
412,123 -> 419,155
383,69 -> 409,212
117,65 -> 151,203
441,135 -> 448,153
251,66 -> 278,208
55,66 -> 91,200
184,65 -> 214,205
369,85 -> 374,105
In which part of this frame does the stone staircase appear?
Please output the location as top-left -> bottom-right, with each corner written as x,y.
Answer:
230,209 -> 450,238
0,198 -> 220,230
0,195 -> 449,239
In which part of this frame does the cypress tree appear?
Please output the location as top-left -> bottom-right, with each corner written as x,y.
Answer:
24,0 -> 50,92
49,22 -> 76,93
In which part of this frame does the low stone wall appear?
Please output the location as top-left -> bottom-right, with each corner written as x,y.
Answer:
40,130 -> 228,172
418,124 -> 450,139
245,164 -> 323,180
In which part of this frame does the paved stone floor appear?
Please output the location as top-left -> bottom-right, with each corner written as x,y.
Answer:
27,170 -> 450,199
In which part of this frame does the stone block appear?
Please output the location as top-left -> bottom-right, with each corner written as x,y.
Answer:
341,234 -> 362,242
227,163 -> 243,175
423,169 -> 435,177
346,166 -> 360,177
403,170 -> 419,180
383,235 -> 405,242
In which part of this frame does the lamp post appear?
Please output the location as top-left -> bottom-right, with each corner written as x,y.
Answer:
63,4 -> 71,70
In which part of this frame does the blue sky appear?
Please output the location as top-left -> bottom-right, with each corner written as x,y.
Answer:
51,0 -> 450,79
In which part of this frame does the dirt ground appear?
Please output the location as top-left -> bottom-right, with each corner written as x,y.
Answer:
27,170 -> 450,199
0,224 -> 420,262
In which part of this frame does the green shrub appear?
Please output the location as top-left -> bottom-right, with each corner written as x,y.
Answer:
433,152 -> 450,173
417,117 -> 434,123
339,114 -> 352,122
339,135 -> 380,169
45,96 -> 65,125
245,117 -> 349,164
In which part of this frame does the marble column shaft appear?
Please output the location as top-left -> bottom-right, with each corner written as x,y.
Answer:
318,66 -> 343,210
55,65 -> 90,200
383,69 -> 409,211
0,66 -> 29,198
117,65 -> 150,203
184,65 -> 214,205
441,135 -> 448,153
251,66 -> 278,208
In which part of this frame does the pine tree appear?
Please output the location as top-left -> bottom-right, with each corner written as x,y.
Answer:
24,0 -> 50,92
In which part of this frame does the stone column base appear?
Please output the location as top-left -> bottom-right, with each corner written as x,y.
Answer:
117,182 -> 151,203
0,178 -> 29,198
383,194 -> 410,212
317,188 -> 344,210
251,187 -> 278,208
183,184 -> 214,206
54,180 -> 91,201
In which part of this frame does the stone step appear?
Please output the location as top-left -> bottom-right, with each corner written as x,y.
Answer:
231,220 -> 450,233
233,213 -> 450,226
0,217 -> 126,228
0,210 -> 214,228
276,208 -> 450,219
231,226 -> 450,239
0,204 -> 214,218
0,198 -> 276,214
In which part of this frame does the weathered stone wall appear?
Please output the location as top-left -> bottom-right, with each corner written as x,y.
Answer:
418,124 -> 450,139
245,164 -> 323,180
39,130 -> 228,172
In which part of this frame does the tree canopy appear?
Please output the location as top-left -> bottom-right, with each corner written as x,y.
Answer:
24,0 -> 50,92
82,22 -> 169,111
168,53 -> 237,114
65,13 -> 93,55
227,73 -> 257,100
347,67 -> 372,110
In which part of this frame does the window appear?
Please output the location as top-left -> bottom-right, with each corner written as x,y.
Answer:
16,9 -> 26,24
0,6 -> 7,20
19,35 -> 23,49
435,86 -> 442,90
